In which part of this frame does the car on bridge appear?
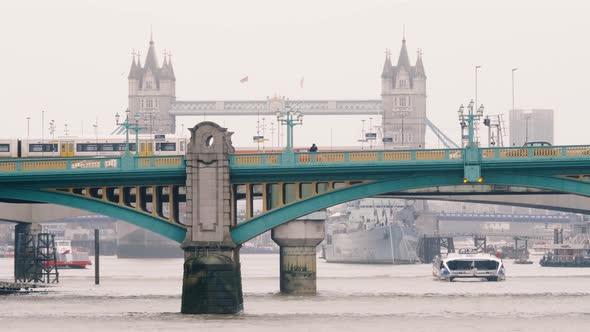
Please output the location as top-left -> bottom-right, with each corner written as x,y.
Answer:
523,141 -> 552,147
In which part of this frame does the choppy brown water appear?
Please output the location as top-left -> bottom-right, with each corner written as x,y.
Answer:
1,255 -> 590,332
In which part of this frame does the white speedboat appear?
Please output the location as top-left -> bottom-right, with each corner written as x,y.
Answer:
432,249 -> 505,282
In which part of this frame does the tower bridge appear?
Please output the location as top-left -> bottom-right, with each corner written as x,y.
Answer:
2,121 -> 590,313
128,36 -> 426,149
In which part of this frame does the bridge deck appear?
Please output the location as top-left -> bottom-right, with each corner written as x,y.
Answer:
230,145 -> 590,168
0,145 -> 588,185
0,145 -> 588,174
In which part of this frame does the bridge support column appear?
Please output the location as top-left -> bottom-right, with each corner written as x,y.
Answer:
271,211 -> 326,295
181,122 -> 243,314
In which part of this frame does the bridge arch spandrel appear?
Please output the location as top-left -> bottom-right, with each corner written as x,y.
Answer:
230,173 -> 590,244
0,188 -> 186,243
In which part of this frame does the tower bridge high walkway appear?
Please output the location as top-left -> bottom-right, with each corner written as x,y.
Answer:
3,122 -> 590,313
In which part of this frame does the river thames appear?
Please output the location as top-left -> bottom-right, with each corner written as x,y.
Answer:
1,255 -> 590,331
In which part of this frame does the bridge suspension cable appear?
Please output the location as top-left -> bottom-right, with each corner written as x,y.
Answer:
424,117 -> 460,149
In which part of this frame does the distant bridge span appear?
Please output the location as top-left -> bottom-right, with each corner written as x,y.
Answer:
435,232 -> 553,240
434,212 -> 576,223
391,192 -> 590,216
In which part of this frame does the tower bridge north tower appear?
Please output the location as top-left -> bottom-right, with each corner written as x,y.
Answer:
127,36 -> 176,135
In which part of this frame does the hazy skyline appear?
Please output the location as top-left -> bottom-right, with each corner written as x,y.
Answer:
2,0 -> 589,148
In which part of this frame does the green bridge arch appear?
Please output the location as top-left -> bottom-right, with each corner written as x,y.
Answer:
0,188 -> 186,243
230,173 -> 590,244
3,173 -> 590,246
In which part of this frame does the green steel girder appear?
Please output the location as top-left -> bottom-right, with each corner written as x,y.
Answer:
0,188 -> 186,243
0,169 -> 185,189
231,167 -> 460,183
230,173 -> 590,244
229,159 -> 590,183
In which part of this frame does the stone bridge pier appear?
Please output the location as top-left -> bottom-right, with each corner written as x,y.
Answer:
181,122 -> 243,314
272,212 -> 326,294
180,121 -> 327,313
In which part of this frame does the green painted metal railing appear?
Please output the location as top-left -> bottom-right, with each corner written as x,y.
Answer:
0,155 -> 186,174
229,145 -> 590,168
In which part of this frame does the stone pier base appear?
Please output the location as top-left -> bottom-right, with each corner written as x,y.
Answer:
181,247 -> 243,314
272,214 -> 325,295
277,246 -> 319,294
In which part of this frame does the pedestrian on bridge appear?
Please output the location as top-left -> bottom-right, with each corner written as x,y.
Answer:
309,144 -> 318,152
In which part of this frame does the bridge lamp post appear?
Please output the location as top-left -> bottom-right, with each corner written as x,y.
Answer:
475,65 -> 481,111
26,117 -> 30,141
458,100 -> 484,148
276,106 -> 303,151
524,112 -> 532,144
458,100 -> 485,183
115,109 -> 143,157
49,120 -> 56,139
512,68 -> 518,113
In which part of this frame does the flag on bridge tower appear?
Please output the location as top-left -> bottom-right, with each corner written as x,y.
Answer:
240,76 -> 249,83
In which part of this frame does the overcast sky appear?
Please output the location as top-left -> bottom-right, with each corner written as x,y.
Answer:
1,0 -> 589,148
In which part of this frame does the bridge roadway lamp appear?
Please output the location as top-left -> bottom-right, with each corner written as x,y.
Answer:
457,100 -> 484,148
458,100 -> 485,183
276,106 -> 303,151
115,109 -> 143,156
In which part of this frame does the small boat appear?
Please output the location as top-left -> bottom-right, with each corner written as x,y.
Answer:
241,243 -> 279,254
513,258 -> 533,264
539,234 -> 590,267
0,245 -> 15,258
49,240 -> 92,269
432,249 -> 505,282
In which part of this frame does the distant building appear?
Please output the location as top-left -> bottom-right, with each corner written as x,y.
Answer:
127,36 -> 176,134
381,38 -> 427,149
509,109 -> 554,146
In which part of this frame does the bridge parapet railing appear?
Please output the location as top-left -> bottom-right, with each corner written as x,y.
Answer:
564,146 -> 590,157
230,145 -> 590,167
135,156 -> 185,168
480,145 -> 590,160
0,155 -> 185,174
70,159 -> 119,169
231,154 -> 282,165
230,148 -> 465,167
0,158 -> 116,173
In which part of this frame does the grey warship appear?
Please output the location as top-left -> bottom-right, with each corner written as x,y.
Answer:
324,199 -> 420,264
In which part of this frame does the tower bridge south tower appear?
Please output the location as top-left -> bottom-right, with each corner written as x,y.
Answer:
381,38 -> 427,149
